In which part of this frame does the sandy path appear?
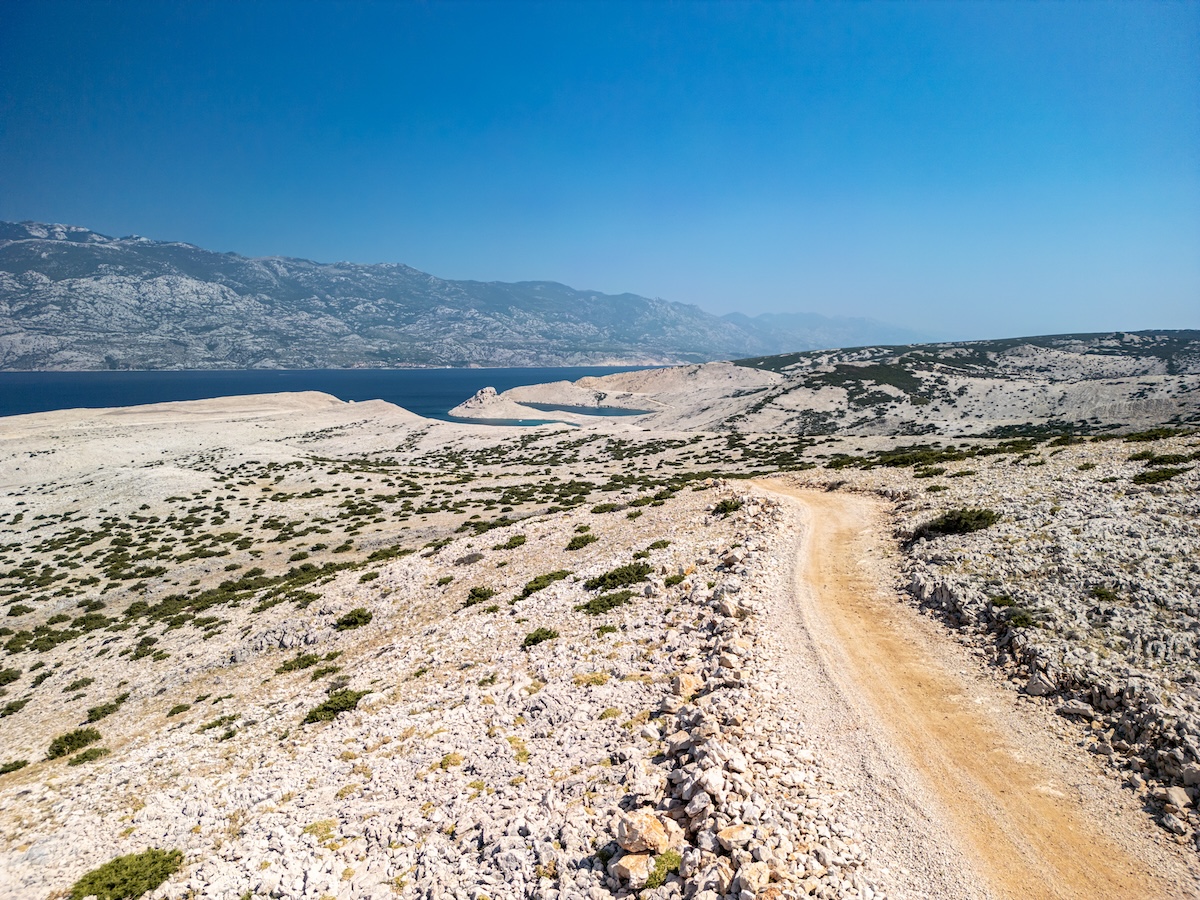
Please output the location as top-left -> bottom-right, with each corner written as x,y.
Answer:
757,481 -> 1196,900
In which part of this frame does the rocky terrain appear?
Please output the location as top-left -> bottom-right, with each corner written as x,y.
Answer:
790,429 -> 1200,840
2,374 -> 1199,899
0,222 -> 916,370
451,330 -> 1200,434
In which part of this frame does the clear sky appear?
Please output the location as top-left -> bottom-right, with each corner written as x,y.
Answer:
1,1 -> 1196,340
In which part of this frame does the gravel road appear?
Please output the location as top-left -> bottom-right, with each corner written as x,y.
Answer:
757,481 -> 1198,900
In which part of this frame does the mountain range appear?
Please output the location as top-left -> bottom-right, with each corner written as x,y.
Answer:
0,221 -> 926,370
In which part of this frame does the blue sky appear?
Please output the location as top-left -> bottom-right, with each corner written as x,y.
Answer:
1,1 -> 1196,339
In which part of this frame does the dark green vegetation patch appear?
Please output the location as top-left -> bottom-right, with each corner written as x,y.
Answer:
584,563 -> 651,592
334,607 -> 373,630
69,848 -> 183,900
575,590 -> 634,616
464,586 -> 497,607
304,689 -> 367,724
1132,466 -> 1192,485
913,508 -> 1000,540
68,747 -> 111,766
517,570 -> 571,600
522,627 -> 559,649
86,693 -> 129,723
47,727 -> 101,760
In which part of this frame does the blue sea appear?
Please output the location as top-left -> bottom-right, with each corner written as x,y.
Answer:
0,367 -> 650,422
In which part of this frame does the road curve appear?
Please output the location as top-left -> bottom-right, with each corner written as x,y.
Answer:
757,480 -> 1194,900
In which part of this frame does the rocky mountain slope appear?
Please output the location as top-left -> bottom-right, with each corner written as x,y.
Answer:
1,395 -> 1198,898
451,330 -> 1200,435
0,222 -> 914,370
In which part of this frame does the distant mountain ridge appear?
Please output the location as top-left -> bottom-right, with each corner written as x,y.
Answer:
0,221 -> 925,370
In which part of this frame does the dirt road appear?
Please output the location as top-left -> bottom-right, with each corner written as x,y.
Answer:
757,481 -> 1195,900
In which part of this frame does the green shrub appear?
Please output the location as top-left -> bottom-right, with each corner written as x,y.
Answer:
664,574 -> 684,587
595,624 -> 618,636
1089,585 -> 1120,603
590,502 -> 623,514
64,676 -> 95,693
493,534 -> 526,551
304,689 -> 367,724
913,508 -> 1000,540
0,698 -> 30,718
522,628 -> 559,649
647,540 -> 670,550
166,703 -> 190,717
1124,427 -> 1188,442
68,747 -> 111,766
990,594 -> 1015,607
575,590 -> 634,615
436,575 -> 453,586
334,607 -> 372,630
276,652 -> 320,674
48,727 -> 101,759
1007,609 -> 1036,629
464,586 -> 497,607
646,850 -> 682,889
0,759 -> 28,774
86,693 -> 129,723
584,563 -> 651,592
358,571 -> 379,583
517,571 -> 571,600
1132,466 -> 1191,485
68,848 -> 183,900
0,668 -> 19,687
566,533 -> 599,551
712,498 -> 743,517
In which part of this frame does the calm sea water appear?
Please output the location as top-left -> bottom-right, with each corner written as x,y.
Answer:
0,367 -> 649,421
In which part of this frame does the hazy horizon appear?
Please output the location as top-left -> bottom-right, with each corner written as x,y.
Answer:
1,1 -> 1196,343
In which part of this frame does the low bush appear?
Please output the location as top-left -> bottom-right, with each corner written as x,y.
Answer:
912,508 -> 1000,540
712,498 -> 743,517
276,652 -> 321,674
584,563 -> 651,592
166,703 -> 190,717
86,693 -> 129,723
464,586 -> 496,607
493,535 -> 526,551
646,850 -> 682,890
1132,466 -> 1191,485
575,590 -> 634,616
304,689 -> 367,724
358,571 -> 379,583
517,571 -> 570,600
68,847 -> 183,900
1,759 -> 28,774
68,747 -> 111,766
1007,609 -> 1036,629
334,608 -> 372,631
0,699 -> 29,718
0,668 -> 20,688
565,533 -> 598,551
590,502 -> 623,514
522,628 -> 559,650
48,727 -> 101,759
664,573 -> 685,587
